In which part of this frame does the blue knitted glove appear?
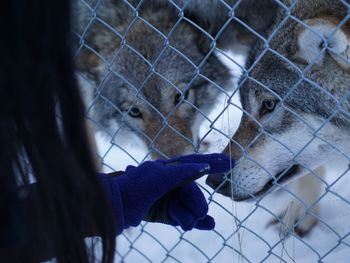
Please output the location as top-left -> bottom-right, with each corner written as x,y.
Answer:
100,153 -> 235,235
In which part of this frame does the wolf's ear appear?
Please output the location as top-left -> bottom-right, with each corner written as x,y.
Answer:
234,0 -> 278,36
295,17 -> 350,70
214,0 -> 278,51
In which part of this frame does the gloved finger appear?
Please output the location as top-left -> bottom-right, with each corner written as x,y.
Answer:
179,154 -> 235,174
193,215 -> 215,230
125,165 -> 137,173
160,153 -> 226,164
121,162 -> 209,201
163,154 -> 235,174
203,156 -> 235,174
177,153 -> 231,163
168,198 -> 198,231
160,163 -> 210,191
173,184 -> 208,219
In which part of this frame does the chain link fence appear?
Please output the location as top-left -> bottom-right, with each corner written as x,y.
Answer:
74,0 -> 350,262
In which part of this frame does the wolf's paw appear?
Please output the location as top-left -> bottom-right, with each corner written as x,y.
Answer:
267,201 -> 318,237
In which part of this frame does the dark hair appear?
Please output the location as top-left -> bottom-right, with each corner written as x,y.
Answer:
0,1 -> 116,262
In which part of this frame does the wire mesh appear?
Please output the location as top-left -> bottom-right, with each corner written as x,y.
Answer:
74,0 -> 350,262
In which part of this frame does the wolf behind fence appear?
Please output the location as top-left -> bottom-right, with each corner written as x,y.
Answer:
74,0 -> 350,262
207,0 -> 350,237
74,0 -> 276,159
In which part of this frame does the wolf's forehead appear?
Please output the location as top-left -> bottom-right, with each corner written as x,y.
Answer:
140,80 -> 178,105
107,78 -> 176,109
251,53 -> 300,94
113,46 -> 197,86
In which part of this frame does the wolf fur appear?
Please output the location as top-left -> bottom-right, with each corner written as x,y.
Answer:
207,0 -> 350,235
75,0 -> 230,158
74,0 -> 277,159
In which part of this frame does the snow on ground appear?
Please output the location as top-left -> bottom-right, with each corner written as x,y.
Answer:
93,52 -> 350,262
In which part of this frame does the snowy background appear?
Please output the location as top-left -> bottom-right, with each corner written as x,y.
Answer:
92,52 -> 350,263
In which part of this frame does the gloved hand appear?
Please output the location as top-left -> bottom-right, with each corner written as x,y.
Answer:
99,153 -> 235,235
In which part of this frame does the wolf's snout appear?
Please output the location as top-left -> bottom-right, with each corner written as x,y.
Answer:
206,173 -> 232,197
145,114 -> 195,159
206,173 -> 225,189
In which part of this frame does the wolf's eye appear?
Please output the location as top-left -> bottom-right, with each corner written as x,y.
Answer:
128,107 -> 142,118
264,100 -> 276,111
174,90 -> 189,105
260,99 -> 277,116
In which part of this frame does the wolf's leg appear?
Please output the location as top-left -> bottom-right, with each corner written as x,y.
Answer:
269,166 -> 325,237
291,166 -> 325,236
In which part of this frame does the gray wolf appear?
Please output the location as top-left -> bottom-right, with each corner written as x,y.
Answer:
207,0 -> 350,236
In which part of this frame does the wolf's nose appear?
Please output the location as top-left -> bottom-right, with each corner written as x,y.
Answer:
206,173 -> 226,190
206,173 -> 233,197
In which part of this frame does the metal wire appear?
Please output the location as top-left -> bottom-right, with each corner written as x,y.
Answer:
75,0 -> 350,262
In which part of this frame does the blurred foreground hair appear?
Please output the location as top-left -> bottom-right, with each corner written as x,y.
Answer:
0,1 -> 116,262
